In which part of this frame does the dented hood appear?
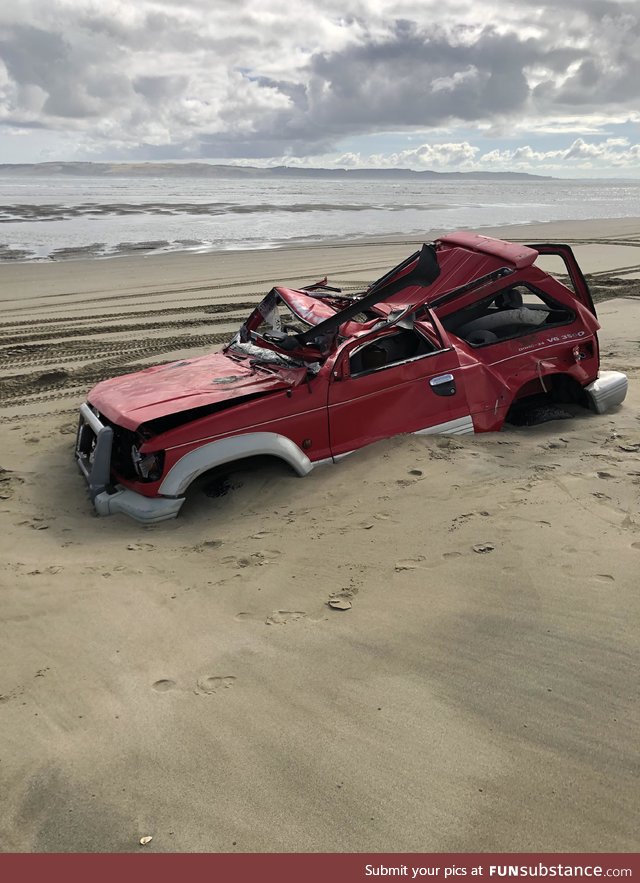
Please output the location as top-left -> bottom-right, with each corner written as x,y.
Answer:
88,351 -> 306,431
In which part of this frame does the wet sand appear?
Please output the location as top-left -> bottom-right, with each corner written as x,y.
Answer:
1,219 -> 639,852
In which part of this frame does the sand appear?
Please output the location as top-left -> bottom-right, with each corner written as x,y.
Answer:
1,219 -> 639,853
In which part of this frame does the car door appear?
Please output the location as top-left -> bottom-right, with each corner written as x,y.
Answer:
327,313 -> 472,458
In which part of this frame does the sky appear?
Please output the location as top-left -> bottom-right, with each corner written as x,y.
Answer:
0,0 -> 639,177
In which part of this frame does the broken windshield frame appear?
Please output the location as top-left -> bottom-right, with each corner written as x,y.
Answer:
224,290 -> 324,371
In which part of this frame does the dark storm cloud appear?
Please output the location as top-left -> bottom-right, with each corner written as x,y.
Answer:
206,22 -> 584,154
531,4 -> 640,107
0,25 -> 67,86
0,22 -> 129,120
306,25 -> 540,131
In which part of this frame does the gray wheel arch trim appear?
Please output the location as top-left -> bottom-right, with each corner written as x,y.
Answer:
158,432 -> 313,497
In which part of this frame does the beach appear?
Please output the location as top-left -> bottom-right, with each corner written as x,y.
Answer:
1,217 -> 639,852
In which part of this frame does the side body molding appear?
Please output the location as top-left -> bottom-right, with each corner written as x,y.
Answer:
158,432 -> 313,497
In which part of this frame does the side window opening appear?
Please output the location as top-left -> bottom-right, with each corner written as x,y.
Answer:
441,284 -> 576,347
349,329 -> 435,376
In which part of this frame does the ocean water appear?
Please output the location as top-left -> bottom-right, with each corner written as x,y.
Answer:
0,174 -> 639,262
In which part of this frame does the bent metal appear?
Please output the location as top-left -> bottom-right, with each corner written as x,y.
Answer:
75,231 -> 628,523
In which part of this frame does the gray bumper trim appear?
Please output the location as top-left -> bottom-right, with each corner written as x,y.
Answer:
76,403 -> 113,500
413,414 -> 475,436
585,370 -> 628,415
76,403 -> 184,523
94,487 -> 185,524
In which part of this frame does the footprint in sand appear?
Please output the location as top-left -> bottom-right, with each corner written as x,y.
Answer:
594,574 -> 615,583
596,471 -> 615,480
221,550 -> 281,568
442,551 -> 462,560
631,542 -> 640,551
127,542 -> 155,551
0,468 -> 23,501
21,519 -> 49,530
472,543 -> 495,554
196,675 -> 236,694
265,610 -> 307,625
0,685 -> 25,704
152,679 -> 177,692
394,556 -> 426,571
192,539 -> 223,552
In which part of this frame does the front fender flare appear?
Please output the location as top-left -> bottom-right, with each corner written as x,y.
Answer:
158,432 -> 313,497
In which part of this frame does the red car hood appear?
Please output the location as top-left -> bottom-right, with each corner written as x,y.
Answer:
88,352 -> 306,431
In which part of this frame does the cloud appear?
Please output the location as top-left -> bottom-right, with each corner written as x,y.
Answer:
367,142 -> 481,168
255,135 -> 640,174
0,0 -> 638,167
304,24 -> 539,134
480,137 -> 640,170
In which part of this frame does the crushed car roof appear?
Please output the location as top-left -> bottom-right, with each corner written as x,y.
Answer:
381,233 -> 538,311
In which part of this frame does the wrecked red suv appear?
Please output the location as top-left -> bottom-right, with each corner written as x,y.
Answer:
76,231 -> 628,523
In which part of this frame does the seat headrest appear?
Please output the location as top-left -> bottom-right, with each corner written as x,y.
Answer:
495,288 -> 523,309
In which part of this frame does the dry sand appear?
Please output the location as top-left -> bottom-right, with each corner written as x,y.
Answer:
1,219 -> 639,852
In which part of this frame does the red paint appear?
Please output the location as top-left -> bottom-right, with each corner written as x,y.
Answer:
82,233 -> 606,500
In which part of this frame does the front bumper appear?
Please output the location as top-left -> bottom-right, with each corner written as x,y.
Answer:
93,486 -> 185,523
75,403 -> 185,524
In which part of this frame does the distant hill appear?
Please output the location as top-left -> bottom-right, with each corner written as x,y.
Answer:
0,161 -> 552,181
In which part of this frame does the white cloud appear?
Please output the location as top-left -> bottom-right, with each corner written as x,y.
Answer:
373,142 -> 480,168
479,137 -> 640,171
431,67 -> 480,94
228,135 -> 640,177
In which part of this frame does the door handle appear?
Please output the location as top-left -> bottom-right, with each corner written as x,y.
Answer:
429,373 -> 456,396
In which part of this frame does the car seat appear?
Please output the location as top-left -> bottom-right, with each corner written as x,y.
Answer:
457,308 -> 547,339
495,288 -> 523,310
